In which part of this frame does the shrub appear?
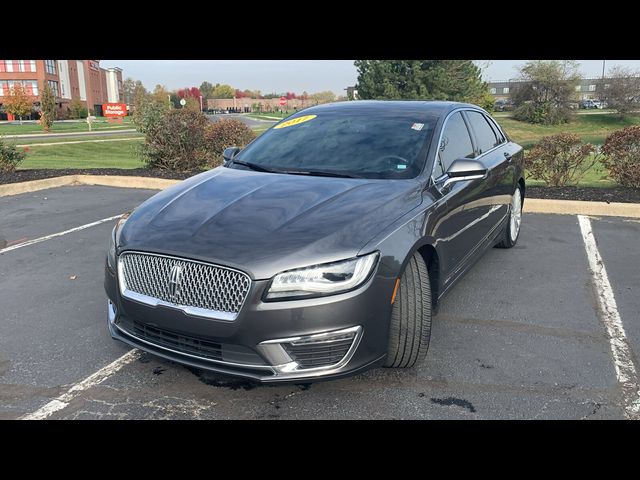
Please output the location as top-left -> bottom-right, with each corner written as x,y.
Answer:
601,126 -> 640,188
69,99 -> 88,119
204,119 -> 255,167
0,139 -> 27,174
526,133 -> 598,187
513,101 -> 572,125
138,108 -> 213,171
133,100 -> 170,133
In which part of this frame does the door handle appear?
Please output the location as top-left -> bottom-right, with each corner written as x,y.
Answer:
504,152 -> 512,162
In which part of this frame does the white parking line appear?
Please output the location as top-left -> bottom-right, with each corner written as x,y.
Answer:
0,214 -> 122,254
20,349 -> 141,420
578,214 -> 640,419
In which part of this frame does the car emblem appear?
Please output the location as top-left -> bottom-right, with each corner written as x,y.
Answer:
168,265 -> 183,302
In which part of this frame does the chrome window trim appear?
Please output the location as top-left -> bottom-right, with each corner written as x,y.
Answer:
430,107 -> 508,186
117,250 -> 252,322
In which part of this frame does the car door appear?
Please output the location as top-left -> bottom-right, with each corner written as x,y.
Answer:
464,110 -> 513,227
430,111 -> 495,282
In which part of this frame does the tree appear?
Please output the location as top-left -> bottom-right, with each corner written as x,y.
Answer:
132,82 -> 170,133
200,81 -> 215,100
211,83 -> 235,99
602,66 -> 640,117
354,60 -> 490,105
69,99 -> 88,119
151,84 -> 172,107
511,60 -> 581,125
177,87 -> 201,99
308,90 -> 336,104
40,83 -> 57,132
4,83 -> 33,124
122,77 -> 140,105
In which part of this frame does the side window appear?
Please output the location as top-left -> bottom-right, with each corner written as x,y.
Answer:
437,112 -> 474,175
466,111 -> 501,154
486,115 -> 506,144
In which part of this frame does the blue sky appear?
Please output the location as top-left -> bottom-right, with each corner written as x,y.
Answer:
100,60 -> 640,95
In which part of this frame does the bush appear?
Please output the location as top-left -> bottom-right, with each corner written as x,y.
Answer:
0,139 -> 27,174
526,133 -> 598,187
133,100 -> 170,133
69,99 -> 88,119
204,119 -> 255,167
513,101 -> 572,125
601,126 -> 640,188
138,109 -> 213,171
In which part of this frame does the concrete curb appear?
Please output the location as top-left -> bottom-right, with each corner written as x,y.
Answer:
0,175 -> 179,197
523,198 -> 640,218
1,175 -> 639,218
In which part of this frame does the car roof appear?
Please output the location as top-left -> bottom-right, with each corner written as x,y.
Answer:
300,100 -> 481,118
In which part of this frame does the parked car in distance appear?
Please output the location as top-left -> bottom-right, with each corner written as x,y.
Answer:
105,101 -> 525,383
580,99 -> 604,109
494,99 -> 514,112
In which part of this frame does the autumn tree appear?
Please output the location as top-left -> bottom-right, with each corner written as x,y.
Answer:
511,60 -> 581,125
309,91 -> 336,104
211,83 -> 235,99
40,83 -> 57,132
4,83 -> 33,124
602,66 -> 640,117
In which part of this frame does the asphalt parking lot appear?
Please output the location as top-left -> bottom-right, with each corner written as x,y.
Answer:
1,185 -> 639,419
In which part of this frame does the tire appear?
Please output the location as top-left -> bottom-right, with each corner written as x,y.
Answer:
384,252 -> 432,368
495,185 -> 523,249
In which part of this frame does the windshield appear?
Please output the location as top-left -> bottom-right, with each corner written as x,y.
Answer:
229,108 -> 437,179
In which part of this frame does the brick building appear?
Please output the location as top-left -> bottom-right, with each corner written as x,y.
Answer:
0,60 -> 123,120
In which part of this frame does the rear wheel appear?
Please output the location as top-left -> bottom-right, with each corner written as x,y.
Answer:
384,252 -> 432,368
495,185 -> 523,249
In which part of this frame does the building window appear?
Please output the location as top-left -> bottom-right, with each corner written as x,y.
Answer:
490,88 -> 496,94
45,60 -> 56,75
47,80 -> 59,97
0,80 -> 38,97
0,60 -> 5,72
503,87 -> 509,94
589,84 -> 596,92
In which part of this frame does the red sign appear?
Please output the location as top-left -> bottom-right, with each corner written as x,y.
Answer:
279,97 -> 287,106
102,103 -> 127,117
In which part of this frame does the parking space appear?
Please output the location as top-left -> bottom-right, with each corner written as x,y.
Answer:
1,186 -> 638,419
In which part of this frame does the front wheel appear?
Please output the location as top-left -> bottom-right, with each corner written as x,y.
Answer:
495,186 -> 523,249
384,252 -> 432,368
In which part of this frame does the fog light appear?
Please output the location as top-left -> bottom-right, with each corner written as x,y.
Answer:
257,326 -> 362,374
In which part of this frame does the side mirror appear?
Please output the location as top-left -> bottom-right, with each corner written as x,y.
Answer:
438,158 -> 487,189
222,146 -> 241,165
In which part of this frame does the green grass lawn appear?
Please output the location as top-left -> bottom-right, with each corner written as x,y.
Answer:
20,138 -> 145,169
494,113 -> 640,149
525,157 -> 615,188
0,117 -> 134,135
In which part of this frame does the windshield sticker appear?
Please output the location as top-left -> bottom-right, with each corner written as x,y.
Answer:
274,115 -> 317,129
396,164 -> 407,170
411,123 -> 424,131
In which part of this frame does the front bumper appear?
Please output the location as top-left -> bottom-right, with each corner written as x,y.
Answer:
105,259 -> 394,383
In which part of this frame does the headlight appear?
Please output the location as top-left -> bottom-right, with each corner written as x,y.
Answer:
107,215 -> 129,271
265,252 -> 379,300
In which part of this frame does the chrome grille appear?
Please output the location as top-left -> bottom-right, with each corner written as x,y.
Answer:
118,252 -> 251,317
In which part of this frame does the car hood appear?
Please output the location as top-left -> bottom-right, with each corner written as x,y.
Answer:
119,167 -> 423,279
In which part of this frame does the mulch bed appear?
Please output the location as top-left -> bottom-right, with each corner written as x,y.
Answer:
1,168 -> 639,204
527,186 -> 640,204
